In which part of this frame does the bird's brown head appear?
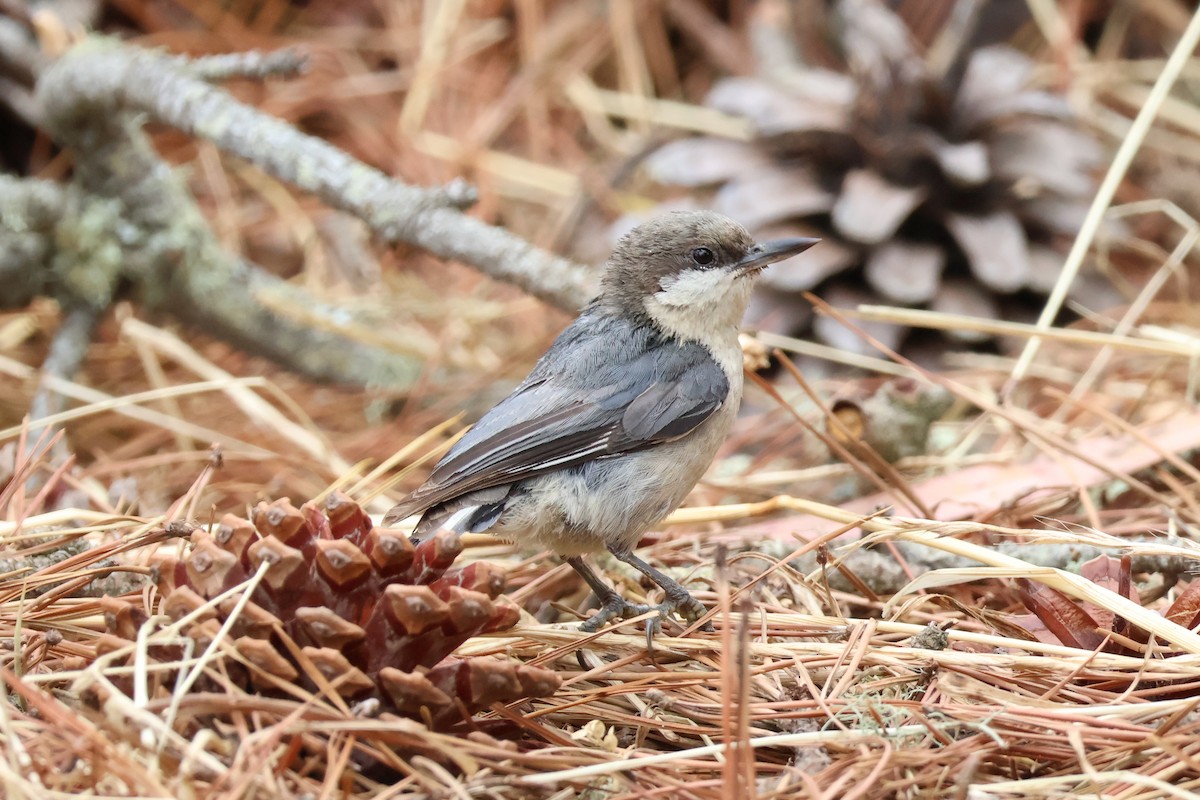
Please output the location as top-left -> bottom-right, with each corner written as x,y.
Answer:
599,210 -> 818,332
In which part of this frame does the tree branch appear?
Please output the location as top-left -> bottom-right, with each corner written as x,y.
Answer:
186,48 -> 309,82
771,538 -> 1191,596
28,303 -> 98,464
32,41 -> 430,387
38,40 -> 595,312
7,36 -> 599,395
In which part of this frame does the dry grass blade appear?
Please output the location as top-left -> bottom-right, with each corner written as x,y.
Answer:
1011,3 -> 1200,381
119,318 -> 351,474
851,305 -> 1200,359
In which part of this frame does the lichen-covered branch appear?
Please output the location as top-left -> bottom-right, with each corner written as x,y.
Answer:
39,40 -> 595,313
186,48 -> 309,82
29,41 -> 427,387
0,176 -> 64,307
4,35 -> 598,395
765,538 -> 1192,596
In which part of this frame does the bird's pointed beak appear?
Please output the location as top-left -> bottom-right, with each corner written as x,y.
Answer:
734,236 -> 820,276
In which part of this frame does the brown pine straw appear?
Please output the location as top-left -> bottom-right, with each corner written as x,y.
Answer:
11,476 -> 1200,796
7,304 -> 1200,798
6,2 -> 1200,797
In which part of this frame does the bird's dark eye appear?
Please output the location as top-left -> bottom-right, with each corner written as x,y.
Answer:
690,247 -> 715,266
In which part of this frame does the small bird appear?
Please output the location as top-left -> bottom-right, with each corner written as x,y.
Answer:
385,211 -> 817,631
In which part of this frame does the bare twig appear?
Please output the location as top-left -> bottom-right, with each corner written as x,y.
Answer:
27,303 -> 98,459
769,537 -> 1193,596
186,48 -> 310,82
25,41 -> 439,387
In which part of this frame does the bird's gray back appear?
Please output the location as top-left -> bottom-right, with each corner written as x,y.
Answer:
442,307 -> 722,460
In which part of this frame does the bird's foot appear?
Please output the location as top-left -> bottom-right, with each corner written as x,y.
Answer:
654,590 -> 713,633
579,594 -> 653,632
579,590 -> 712,636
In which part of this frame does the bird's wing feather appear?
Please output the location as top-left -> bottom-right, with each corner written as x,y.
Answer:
384,318 -> 729,524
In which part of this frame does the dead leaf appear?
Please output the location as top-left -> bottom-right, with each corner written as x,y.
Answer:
1079,555 -> 1137,601
1078,554 -> 1140,637
845,407 -> 1200,523
1007,613 -> 1062,646
1166,580 -> 1200,631
1015,578 -> 1107,651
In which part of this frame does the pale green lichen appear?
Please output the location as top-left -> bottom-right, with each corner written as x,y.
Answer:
52,197 -> 124,308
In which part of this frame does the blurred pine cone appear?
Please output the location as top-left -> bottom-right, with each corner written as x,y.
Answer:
98,493 -> 559,728
642,0 -> 1115,356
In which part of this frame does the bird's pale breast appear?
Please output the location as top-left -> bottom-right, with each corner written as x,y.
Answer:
488,372 -> 740,555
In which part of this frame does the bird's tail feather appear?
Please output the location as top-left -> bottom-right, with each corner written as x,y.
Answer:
444,506 -> 480,534
412,501 -> 505,543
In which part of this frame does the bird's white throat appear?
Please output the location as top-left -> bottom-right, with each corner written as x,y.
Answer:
644,268 -> 754,376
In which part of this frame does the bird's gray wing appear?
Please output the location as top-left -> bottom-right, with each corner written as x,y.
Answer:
384,328 -> 729,524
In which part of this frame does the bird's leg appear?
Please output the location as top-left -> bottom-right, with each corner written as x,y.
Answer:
567,556 -> 651,632
608,547 -> 713,631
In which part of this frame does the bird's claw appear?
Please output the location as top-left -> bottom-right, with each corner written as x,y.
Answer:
640,595 -> 712,653
656,591 -> 714,632
579,594 -> 652,632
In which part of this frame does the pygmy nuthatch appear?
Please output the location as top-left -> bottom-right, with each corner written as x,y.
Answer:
385,211 -> 818,632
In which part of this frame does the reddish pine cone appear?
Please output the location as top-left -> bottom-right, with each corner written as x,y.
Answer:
101,492 -> 559,725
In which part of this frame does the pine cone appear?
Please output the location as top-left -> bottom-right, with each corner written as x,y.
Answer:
98,493 -> 559,727
642,0 -> 1115,356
